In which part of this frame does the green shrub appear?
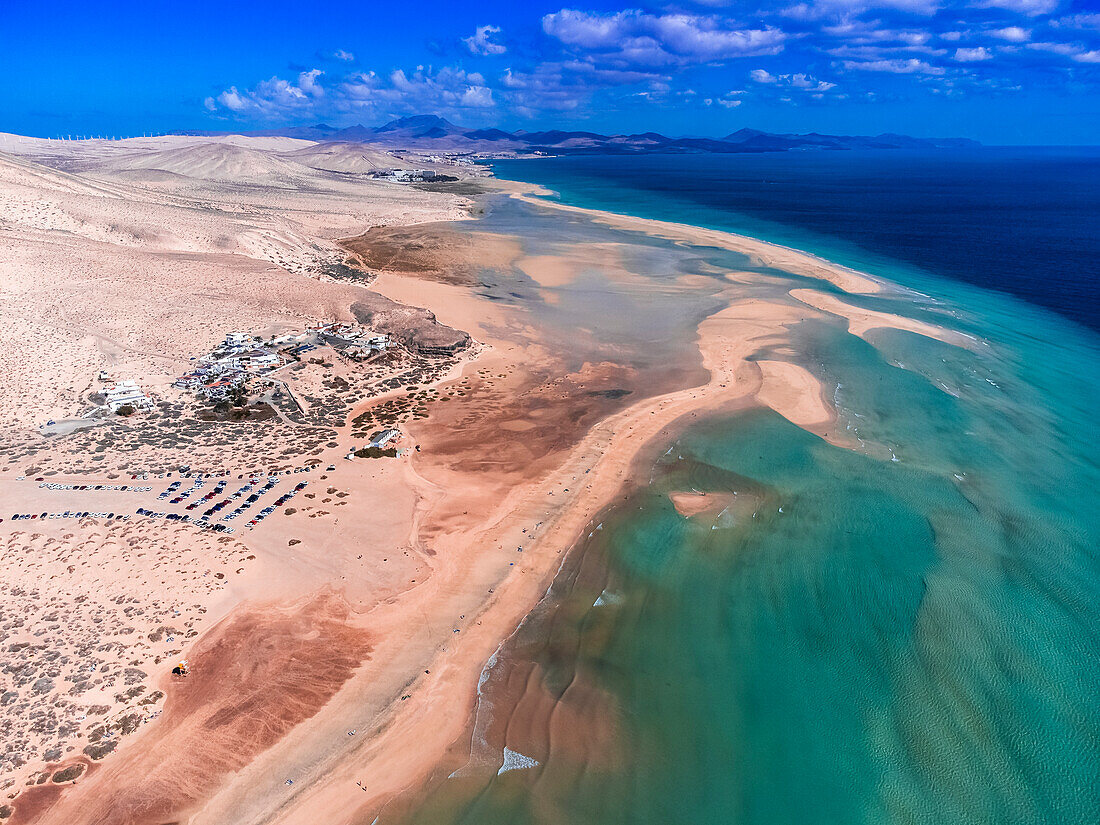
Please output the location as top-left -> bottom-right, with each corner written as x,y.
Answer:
353,446 -> 398,459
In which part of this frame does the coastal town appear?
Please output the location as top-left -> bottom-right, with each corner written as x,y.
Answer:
172,323 -> 391,405
34,301 -> 469,465
0,300 -> 474,801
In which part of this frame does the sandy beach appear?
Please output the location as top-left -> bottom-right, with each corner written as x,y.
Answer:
0,136 -> 974,825
505,186 -> 886,296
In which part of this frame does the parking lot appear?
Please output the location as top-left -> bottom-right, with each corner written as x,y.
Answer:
4,465 -> 319,530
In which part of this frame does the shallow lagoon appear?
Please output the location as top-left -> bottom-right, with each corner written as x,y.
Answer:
389,162 -> 1100,825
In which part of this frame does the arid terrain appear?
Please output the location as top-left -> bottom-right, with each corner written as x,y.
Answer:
0,133 -> 479,818
0,134 -> 970,825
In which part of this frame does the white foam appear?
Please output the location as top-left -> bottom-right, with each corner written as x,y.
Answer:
593,589 -> 622,607
498,747 -> 541,775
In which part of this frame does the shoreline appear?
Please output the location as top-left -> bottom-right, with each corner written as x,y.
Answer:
5,149 -> 976,825
224,184 -> 975,824
497,181 -> 887,297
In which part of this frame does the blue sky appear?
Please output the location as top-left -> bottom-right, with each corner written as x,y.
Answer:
3,0 -> 1099,143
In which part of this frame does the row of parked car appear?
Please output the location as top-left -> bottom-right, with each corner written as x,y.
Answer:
245,482 -> 308,528
148,473 -> 308,529
184,480 -> 228,511
8,511 -> 127,521
138,465 -> 323,481
220,478 -> 280,522
135,508 -> 234,533
158,480 -> 182,499
168,477 -> 208,504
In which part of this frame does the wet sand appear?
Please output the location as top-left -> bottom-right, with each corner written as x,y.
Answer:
669,490 -> 739,518
504,185 -> 885,296
215,197 -> 969,825
0,141 -> 975,825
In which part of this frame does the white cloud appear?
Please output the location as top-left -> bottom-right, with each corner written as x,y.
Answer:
974,0 -> 1060,16
198,0 -> 1096,127
559,59 -> 663,84
298,69 -> 325,96
206,64 -> 498,121
988,27 -> 1030,42
499,66 -> 583,113
703,91 -> 745,108
782,0 -> 942,20
750,68 -> 836,91
794,73 -> 837,90
542,9 -> 786,66
464,24 -> 507,56
216,88 -> 249,112
208,70 -> 327,116
954,47 -> 993,61
842,57 -> 946,74
897,31 -> 933,46
820,24 -> 935,47
1052,14 -> 1100,32
461,86 -> 496,106
1026,42 -> 1100,62
828,44 -> 947,59
820,20 -> 949,56
1028,41 -> 1080,55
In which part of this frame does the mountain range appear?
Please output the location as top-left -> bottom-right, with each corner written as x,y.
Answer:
177,114 -> 980,156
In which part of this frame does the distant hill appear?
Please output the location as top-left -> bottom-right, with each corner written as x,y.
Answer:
99,142 -> 309,184
174,115 -> 980,156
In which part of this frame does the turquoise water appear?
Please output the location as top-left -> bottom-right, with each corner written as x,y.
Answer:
392,160 -> 1100,825
493,150 -> 1100,332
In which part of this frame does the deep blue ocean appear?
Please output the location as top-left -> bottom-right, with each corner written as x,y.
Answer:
495,148 -> 1100,333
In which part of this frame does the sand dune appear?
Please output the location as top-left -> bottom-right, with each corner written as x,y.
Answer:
13,592 -> 371,825
0,152 -> 125,199
0,142 -> 472,432
0,133 -> 477,819
284,142 -> 403,174
0,133 -> 313,167
91,143 -> 311,186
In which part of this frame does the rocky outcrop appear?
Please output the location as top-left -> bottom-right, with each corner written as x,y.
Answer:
350,295 -> 470,356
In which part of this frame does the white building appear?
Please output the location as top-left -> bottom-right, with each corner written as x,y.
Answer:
174,373 -> 203,390
225,332 -> 254,349
103,380 -> 152,412
242,350 -> 280,370
368,428 -> 399,449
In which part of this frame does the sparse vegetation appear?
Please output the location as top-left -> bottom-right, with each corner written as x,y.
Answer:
51,764 -> 84,783
353,446 -> 398,459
